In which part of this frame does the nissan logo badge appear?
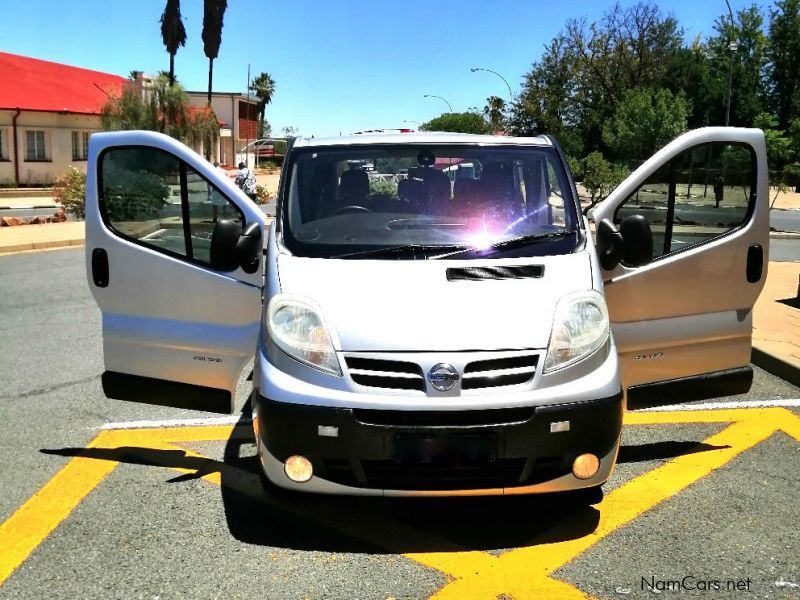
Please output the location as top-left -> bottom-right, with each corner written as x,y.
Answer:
427,363 -> 460,392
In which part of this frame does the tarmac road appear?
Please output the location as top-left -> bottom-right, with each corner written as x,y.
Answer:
0,247 -> 798,599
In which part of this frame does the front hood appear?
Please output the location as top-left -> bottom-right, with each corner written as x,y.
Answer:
276,252 -> 592,352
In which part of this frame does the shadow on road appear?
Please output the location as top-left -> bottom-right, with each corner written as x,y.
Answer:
40,409 -> 728,555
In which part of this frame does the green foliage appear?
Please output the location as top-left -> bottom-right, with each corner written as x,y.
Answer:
566,155 -> 583,181
250,72 -> 276,138
511,0 -> 800,169
765,0 -> 800,129
255,184 -> 270,204
202,0 -> 227,60
53,167 -> 87,219
603,88 -> 690,160
102,166 -> 171,222
160,0 -> 186,84
368,178 -> 398,201
420,112 -> 492,134
101,76 -> 219,147
483,96 -> 507,132
581,152 -> 630,211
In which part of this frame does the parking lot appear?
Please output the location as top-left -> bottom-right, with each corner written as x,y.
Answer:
1,247 -> 798,599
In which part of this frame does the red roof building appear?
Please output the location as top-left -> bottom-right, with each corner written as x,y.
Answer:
0,52 -> 126,186
0,52 -> 126,114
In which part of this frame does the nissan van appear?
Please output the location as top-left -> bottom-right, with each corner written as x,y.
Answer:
85,127 -> 768,496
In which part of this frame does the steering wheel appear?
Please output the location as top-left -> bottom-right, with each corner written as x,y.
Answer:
330,205 -> 372,216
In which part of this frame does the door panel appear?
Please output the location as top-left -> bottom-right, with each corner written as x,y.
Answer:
85,131 -> 267,411
593,128 -> 768,392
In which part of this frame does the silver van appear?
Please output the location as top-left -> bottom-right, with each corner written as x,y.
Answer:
85,128 -> 768,497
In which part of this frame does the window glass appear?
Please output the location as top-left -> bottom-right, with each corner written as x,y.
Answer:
26,130 -> 46,161
185,165 -> 242,264
614,142 -> 754,261
71,131 -> 90,161
284,144 -> 577,259
100,147 -> 243,267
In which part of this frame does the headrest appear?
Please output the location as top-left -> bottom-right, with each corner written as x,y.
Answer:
339,169 -> 369,199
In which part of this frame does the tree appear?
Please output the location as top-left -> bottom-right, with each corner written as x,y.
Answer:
250,72 -> 276,138
101,74 -> 219,149
706,5 -> 768,127
483,96 -> 506,132
420,112 -> 492,134
512,2 -> 683,155
159,0 -> 186,86
765,0 -> 800,130
202,0 -> 227,106
603,88 -> 689,161
580,152 -> 629,214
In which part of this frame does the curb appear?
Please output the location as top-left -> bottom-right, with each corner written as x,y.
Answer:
0,239 -> 84,255
0,205 -> 61,211
769,231 -> 800,240
751,347 -> 800,388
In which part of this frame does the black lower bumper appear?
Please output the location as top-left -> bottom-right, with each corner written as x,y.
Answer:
254,392 -> 623,491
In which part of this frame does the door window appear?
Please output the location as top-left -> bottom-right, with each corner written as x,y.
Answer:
99,147 -> 244,269
614,142 -> 755,261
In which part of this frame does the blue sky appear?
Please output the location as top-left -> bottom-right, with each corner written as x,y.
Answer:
5,0 -> 741,137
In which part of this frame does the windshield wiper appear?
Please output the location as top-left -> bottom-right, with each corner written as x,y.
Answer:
332,243 -> 469,260
430,231 -> 574,260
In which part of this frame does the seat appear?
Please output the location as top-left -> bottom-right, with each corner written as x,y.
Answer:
338,169 -> 369,205
453,178 -> 481,204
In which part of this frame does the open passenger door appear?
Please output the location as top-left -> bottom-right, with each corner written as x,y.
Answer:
592,128 -> 769,401
85,131 -> 267,413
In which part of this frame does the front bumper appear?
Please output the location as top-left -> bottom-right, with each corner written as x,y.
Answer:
252,391 -> 623,496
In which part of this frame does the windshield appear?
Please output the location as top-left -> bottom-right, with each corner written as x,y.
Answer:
282,143 -> 580,259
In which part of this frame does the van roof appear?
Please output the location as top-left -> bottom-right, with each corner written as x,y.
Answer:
292,131 -> 553,148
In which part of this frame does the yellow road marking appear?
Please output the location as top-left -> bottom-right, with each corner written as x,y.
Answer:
0,434 -> 118,585
0,407 -> 797,597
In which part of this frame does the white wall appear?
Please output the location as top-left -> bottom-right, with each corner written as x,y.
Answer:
0,110 -> 100,186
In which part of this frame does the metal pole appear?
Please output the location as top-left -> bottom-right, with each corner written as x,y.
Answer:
423,95 -> 453,112
724,0 -> 736,126
470,67 -> 514,105
246,63 -> 251,168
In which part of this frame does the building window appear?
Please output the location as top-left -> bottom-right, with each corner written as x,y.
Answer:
0,129 -> 8,160
25,130 -> 48,161
238,101 -> 258,140
72,131 -> 90,161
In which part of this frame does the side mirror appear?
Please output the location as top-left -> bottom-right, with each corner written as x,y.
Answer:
236,222 -> 262,274
596,219 -> 624,270
210,220 -> 241,272
619,215 -> 653,267
210,220 -> 262,273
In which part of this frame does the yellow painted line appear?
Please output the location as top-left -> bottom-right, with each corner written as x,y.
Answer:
414,409 -> 800,598
0,432 -> 120,586
0,407 -> 797,596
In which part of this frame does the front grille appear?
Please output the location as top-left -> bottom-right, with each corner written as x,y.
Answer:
361,458 -> 526,490
462,354 -> 538,390
345,356 -> 425,392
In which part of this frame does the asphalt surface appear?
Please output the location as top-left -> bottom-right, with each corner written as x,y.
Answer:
771,208 -> 800,233
0,247 -> 798,599
770,237 -> 800,262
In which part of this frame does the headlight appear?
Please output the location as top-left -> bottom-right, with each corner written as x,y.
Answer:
266,295 -> 341,376
543,291 -> 609,373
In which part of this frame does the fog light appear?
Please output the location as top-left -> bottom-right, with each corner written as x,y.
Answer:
572,453 -> 600,480
284,455 -> 313,483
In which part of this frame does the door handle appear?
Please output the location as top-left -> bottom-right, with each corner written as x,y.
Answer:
92,248 -> 109,287
746,243 -> 763,283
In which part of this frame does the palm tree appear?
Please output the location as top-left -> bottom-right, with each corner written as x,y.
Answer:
202,0 -> 228,106
160,0 -> 186,87
250,72 -> 276,138
483,96 -> 507,132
